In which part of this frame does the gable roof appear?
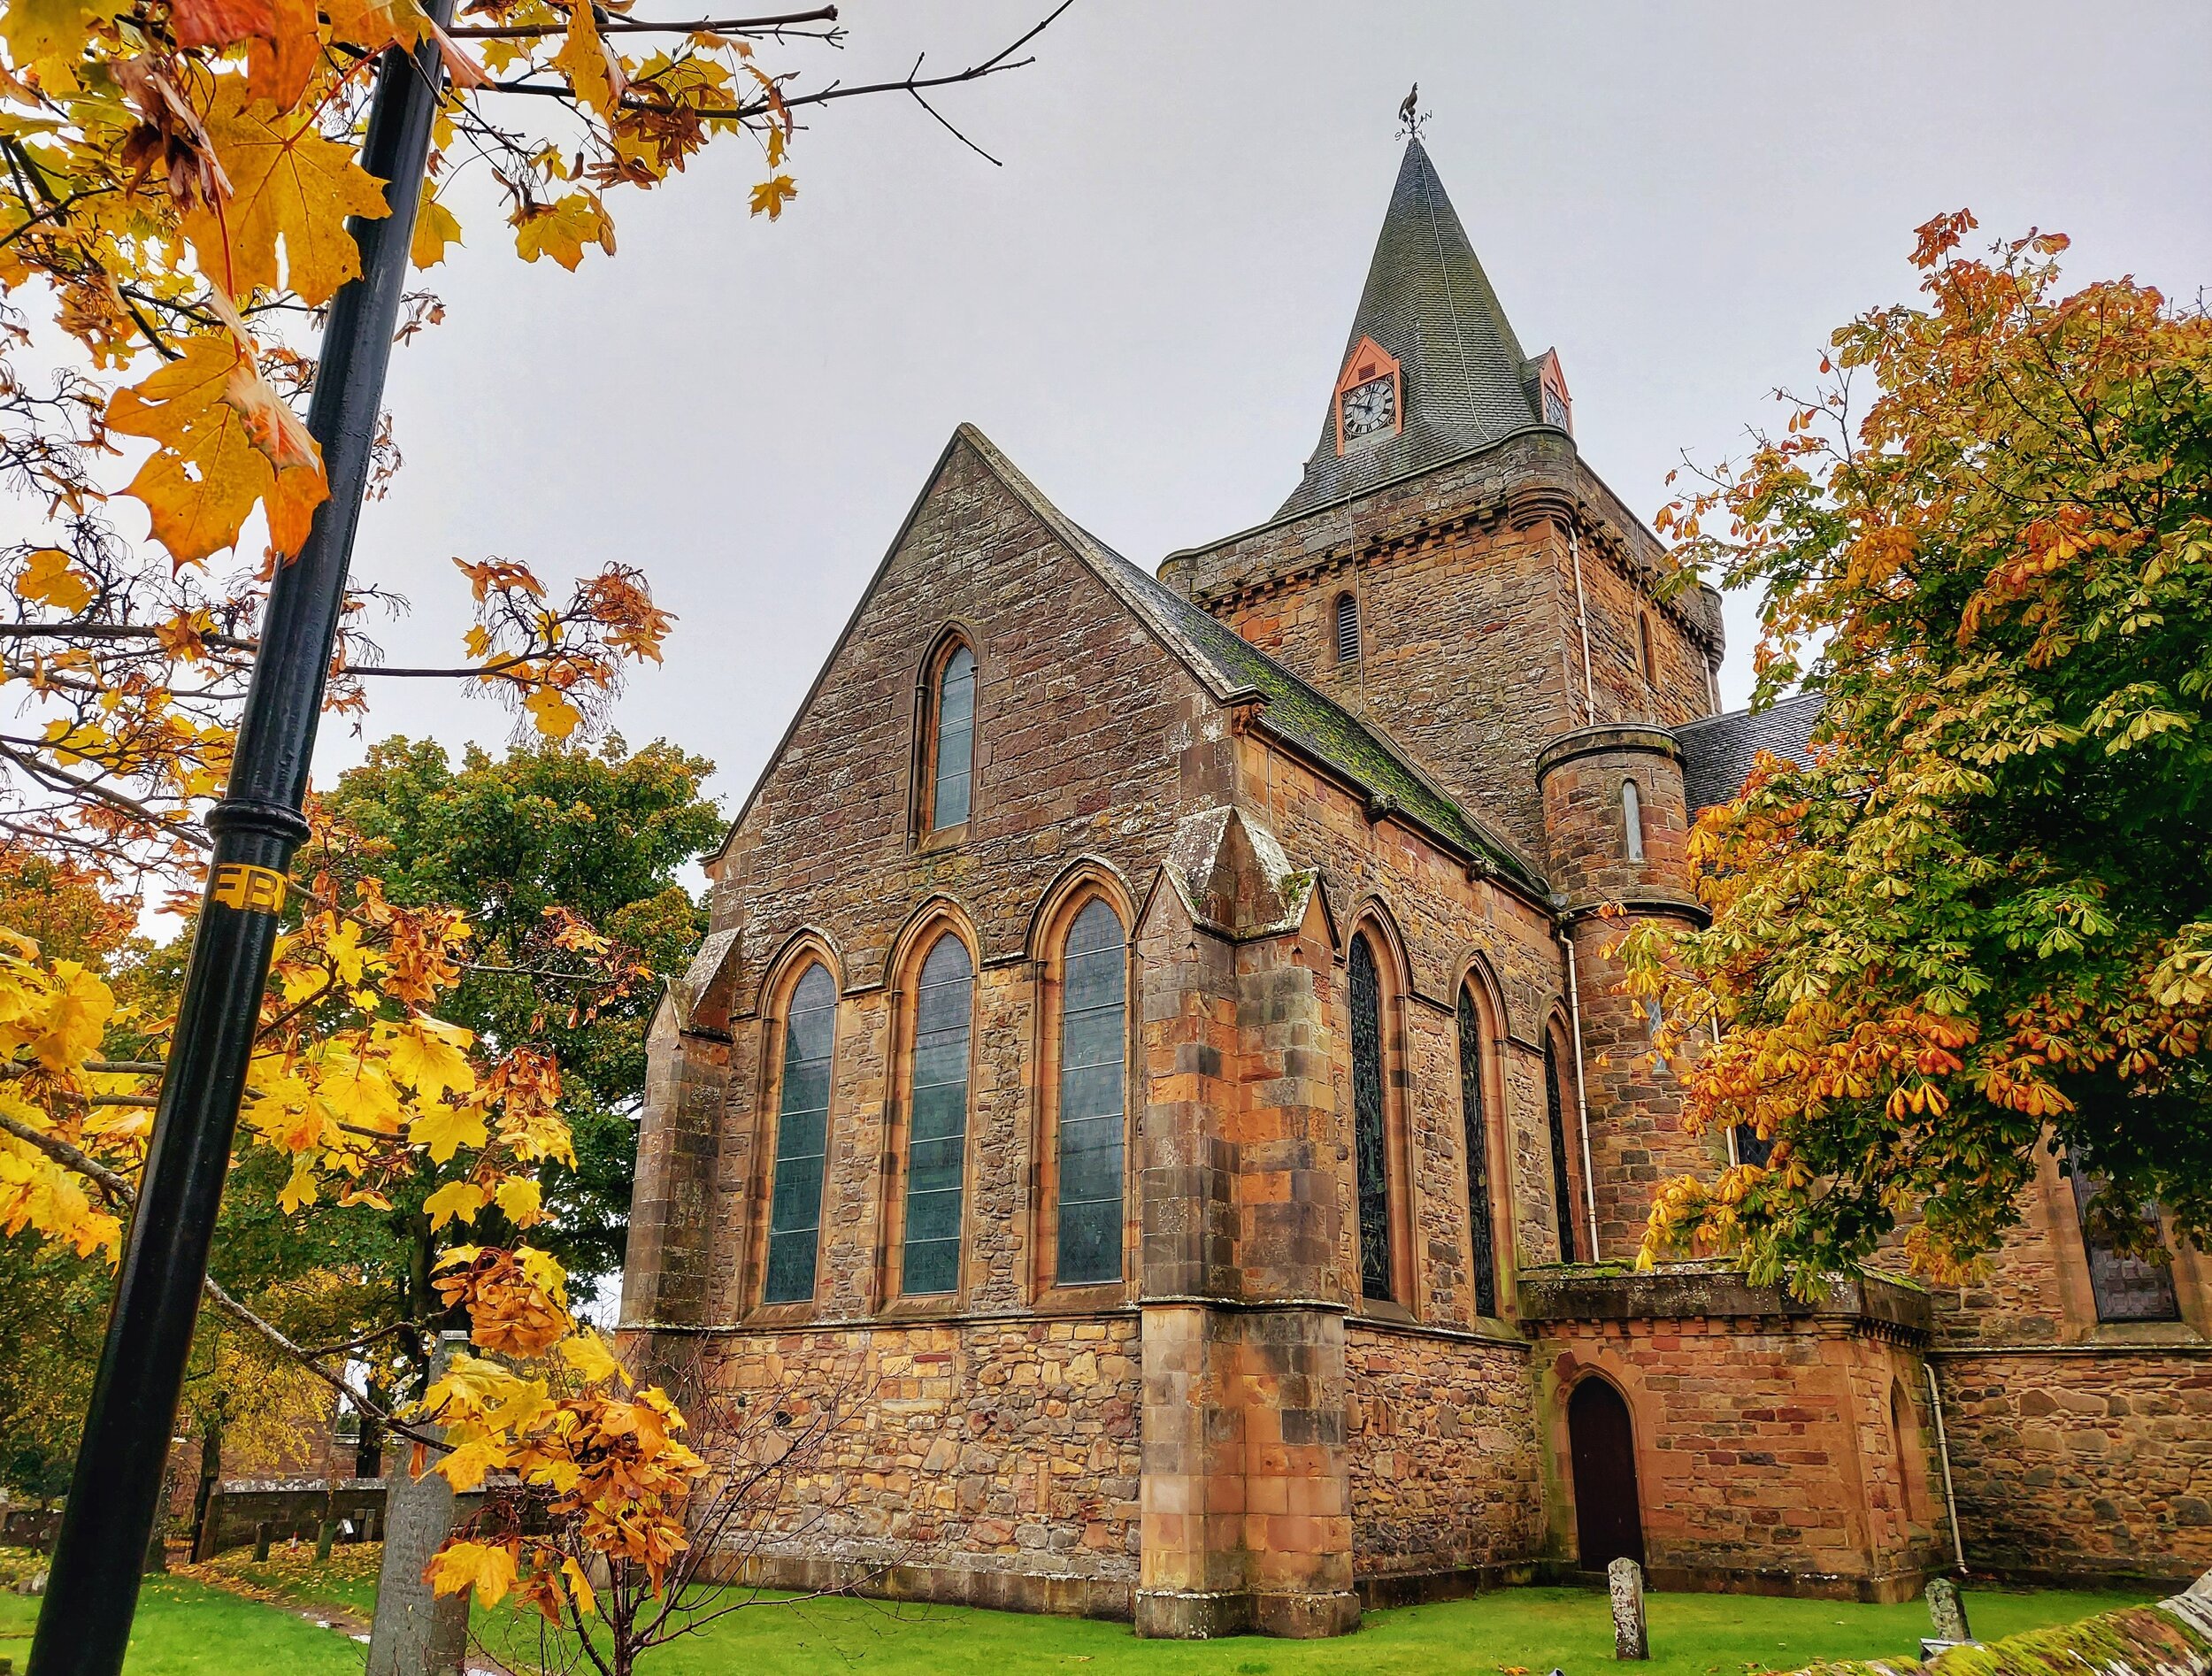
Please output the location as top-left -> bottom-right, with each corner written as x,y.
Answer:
715,423 -> 1540,893
1277,138 -> 1553,520
1672,691 -> 1826,813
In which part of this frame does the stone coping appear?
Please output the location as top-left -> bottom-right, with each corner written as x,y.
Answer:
1517,1262 -> 1933,1339
1534,724 -> 1684,780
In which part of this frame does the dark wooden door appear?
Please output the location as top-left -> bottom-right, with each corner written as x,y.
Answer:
1569,1379 -> 1645,1570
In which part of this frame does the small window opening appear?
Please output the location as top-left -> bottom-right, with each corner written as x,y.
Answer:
1638,614 -> 1657,687
1335,593 -> 1360,665
1622,778 -> 1645,863
2069,1157 -> 2182,1323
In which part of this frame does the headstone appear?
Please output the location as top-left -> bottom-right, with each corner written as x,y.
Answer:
143,1521 -> 168,1574
1927,1577 -> 1972,1641
366,1331 -> 475,1676
252,1520 -> 272,1563
1609,1556 -> 1648,1660
316,1518 -> 337,1562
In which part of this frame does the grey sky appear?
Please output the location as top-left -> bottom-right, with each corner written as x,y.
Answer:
338,0 -> 2212,821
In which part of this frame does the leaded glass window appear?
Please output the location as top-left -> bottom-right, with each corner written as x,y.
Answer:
1056,899 -> 1126,1285
1350,936 -> 1392,1301
2069,1160 -> 2181,1323
902,934 -> 972,1295
1457,987 -> 1499,1318
1622,778 -> 1644,863
931,645 -> 976,829
1546,1038 -> 1578,1264
763,963 -> 835,1303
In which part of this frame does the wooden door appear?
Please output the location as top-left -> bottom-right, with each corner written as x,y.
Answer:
1569,1378 -> 1645,1570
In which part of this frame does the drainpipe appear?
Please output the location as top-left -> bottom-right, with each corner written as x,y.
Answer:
1562,929 -> 1601,1261
1925,1362 -> 1968,1572
1570,520 -> 1596,726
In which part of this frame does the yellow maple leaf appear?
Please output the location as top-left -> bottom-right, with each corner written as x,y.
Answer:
749,173 -> 796,220
423,1178 -> 488,1229
33,961 -> 111,1068
433,1434 -> 503,1494
426,1536 -> 516,1604
411,189 -> 463,269
559,1555 -> 598,1618
386,1018 -> 477,1100
278,1153 -> 319,1212
550,0 -> 622,119
182,80 -> 393,306
522,684 -> 582,740
558,1328 -> 629,1388
17,549 -> 94,614
492,1174 -> 543,1227
408,1102 -> 488,1165
512,192 -> 615,271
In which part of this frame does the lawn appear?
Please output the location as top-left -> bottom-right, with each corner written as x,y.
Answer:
0,1552 -> 2155,1676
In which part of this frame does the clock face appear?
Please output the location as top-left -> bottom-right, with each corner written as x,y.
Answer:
1341,373 -> 1397,441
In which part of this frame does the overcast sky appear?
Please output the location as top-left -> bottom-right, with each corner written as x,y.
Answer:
330,0 -> 2212,825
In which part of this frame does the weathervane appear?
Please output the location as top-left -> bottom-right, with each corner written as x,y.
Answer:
1396,82 -> 1428,141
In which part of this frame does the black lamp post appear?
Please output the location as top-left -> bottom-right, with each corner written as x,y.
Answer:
28,12 -> 453,1670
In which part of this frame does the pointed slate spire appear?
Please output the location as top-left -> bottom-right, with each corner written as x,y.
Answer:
1277,138 -> 1550,520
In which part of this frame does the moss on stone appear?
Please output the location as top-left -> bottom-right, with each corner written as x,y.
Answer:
1786,1602 -> 2210,1676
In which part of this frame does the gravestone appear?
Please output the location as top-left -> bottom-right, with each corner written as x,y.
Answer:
1920,1576 -> 1976,1658
1609,1556 -> 1648,1659
367,1331 -> 475,1676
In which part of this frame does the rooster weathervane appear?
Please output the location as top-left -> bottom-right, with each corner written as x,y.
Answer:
1396,82 -> 1428,141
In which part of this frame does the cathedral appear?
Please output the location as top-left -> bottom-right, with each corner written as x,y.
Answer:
618,139 -> 2211,1637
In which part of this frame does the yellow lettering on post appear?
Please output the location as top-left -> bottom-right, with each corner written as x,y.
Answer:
210,863 -> 287,915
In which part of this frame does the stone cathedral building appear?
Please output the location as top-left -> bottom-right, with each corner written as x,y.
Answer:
619,141 -> 2211,1637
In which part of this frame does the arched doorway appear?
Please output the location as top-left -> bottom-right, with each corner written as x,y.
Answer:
1569,1377 -> 1645,1570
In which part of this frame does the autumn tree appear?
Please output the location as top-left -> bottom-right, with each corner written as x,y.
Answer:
1623,213 -> 2212,1289
0,0 -> 1062,1643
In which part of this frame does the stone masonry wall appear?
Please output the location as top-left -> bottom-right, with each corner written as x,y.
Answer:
1537,1312 -> 1939,1600
1935,1348 -> 2212,1587
1344,1324 -> 1543,1582
695,1316 -> 1143,1611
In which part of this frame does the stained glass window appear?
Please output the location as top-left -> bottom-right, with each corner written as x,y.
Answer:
1457,987 -> 1499,1319
1546,1038 -> 1578,1264
1056,899 -> 1126,1285
2069,1161 -> 2181,1323
902,934 -> 972,1295
763,963 -> 835,1303
1350,936 -> 1392,1301
932,644 -> 976,830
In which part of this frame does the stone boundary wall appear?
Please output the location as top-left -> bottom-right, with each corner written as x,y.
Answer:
1344,1324 -> 1542,1585
1935,1348 -> 2212,1588
680,1312 -> 1142,1617
193,1478 -> 384,1559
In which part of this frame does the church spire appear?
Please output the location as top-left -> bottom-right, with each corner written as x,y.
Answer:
1276,137 -> 1554,520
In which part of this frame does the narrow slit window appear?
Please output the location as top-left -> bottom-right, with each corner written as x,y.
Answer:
763,963 -> 835,1303
1622,778 -> 1645,863
1056,899 -> 1127,1286
931,644 -> 976,830
1335,593 -> 1360,665
1457,986 -> 1500,1319
1349,936 -> 1393,1301
902,934 -> 972,1295
1638,614 -> 1657,687
1546,1038 -> 1578,1264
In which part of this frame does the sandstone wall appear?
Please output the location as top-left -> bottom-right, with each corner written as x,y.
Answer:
1344,1324 -> 1543,1582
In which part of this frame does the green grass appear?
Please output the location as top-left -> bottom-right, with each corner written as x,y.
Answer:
0,1574 -> 366,1673
0,1562 -> 2155,1676
471,1582 -> 2152,1676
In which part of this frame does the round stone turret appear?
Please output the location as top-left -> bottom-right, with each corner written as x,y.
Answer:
1533,724 -> 1697,919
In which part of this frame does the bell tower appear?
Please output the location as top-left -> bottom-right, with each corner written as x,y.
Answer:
1159,137 -> 1725,864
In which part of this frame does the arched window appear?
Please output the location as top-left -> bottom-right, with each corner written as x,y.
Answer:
764,963 -> 836,1303
902,933 -> 973,1295
1349,935 -> 1393,1301
1621,778 -> 1645,863
1457,985 -> 1500,1319
1335,593 -> 1360,665
2068,1157 -> 2181,1323
1055,899 -> 1127,1285
1545,1035 -> 1578,1264
929,643 -> 976,830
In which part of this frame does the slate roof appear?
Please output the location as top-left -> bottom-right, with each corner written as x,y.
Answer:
1672,691 -> 1827,813
1277,138 -> 1553,520
954,428 -> 1544,891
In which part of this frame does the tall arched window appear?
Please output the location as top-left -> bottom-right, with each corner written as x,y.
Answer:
1056,899 -> 1127,1285
1457,985 -> 1500,1319
764,963 -> 836,1303
902,933 -> 973,1295
1545,1035 -> 1578,1264
1622,778 -> 1645,863
930,643 -> 976,830
1335,593 -> 1361,665
1349,935 -> 1393,1301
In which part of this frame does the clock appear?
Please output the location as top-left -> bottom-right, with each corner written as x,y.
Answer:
1340,374 -> 1396,442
